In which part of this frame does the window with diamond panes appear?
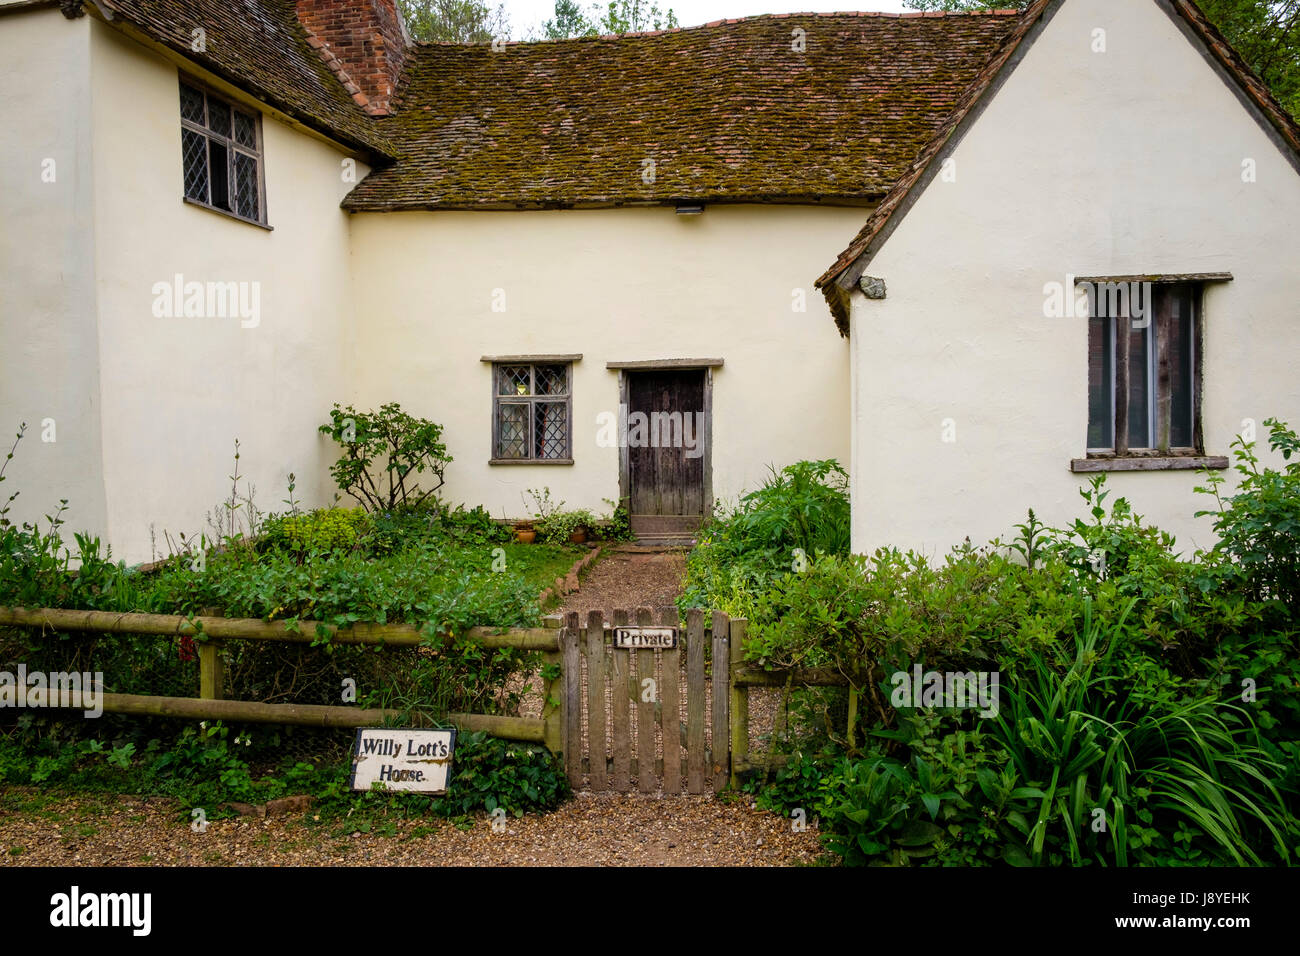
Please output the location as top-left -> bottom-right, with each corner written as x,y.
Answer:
493,363 -> 572,461
179,79 -> 265,224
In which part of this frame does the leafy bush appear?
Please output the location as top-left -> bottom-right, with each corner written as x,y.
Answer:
1197,418 -> 1300,618
681,459 -> 850,616
319,403 -> 452,512
596,497 -> 634,542
261,507 -> 366,557
0,722 -> 570,824
523,488 -> 596,545
433,731 -> 570,817
729,432 -> 1300,867
988,602 -> 1294,866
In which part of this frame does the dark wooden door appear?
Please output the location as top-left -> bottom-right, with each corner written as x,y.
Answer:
627,370 -> 706,531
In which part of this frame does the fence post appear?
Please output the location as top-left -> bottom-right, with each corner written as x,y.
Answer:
728,618 -> 748,791
198,641 -> 224,701
540,615 -> 564,756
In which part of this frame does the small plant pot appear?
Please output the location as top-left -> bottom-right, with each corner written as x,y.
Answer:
567,528 -> 588,544
515,529 -> 537,544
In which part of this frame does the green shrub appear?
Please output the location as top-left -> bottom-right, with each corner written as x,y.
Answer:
732,448 -> 1300,867
432,731 -> 570,817
262,508 -> 366,556
319,402 -> 452,512
1197,418 -> 1300,618
0,721 -> 571,824
680,458 -> 850,616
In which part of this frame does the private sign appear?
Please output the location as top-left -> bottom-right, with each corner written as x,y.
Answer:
350,727 -> 456,793
613,626 -> 677,649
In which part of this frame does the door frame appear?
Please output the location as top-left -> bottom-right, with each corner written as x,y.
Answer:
609,358 -> 721,520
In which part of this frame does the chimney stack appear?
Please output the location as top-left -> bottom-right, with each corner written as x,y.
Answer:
296,0 -> 409,116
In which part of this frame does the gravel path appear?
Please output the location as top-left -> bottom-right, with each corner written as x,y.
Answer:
558,547 -> 689,618
0,789 -> 825,867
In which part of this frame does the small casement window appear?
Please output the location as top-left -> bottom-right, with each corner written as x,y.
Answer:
179,79 -> 265,224
492,363 -> 572,461
1087,282 -> 1200,454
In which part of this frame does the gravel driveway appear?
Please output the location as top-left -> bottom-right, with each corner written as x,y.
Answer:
0,789 -> 825,867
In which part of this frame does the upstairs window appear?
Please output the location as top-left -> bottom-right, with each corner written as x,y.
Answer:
1086,281 -> 1200,455
179,79 -> 265,225
492,363 -> 572,462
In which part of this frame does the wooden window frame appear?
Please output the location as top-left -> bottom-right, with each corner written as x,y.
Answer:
489,361 -> 574,465
179,77 -> 270,229
1074,276 -> 1229,473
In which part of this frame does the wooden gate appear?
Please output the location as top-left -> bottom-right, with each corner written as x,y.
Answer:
559,607 -> 735,794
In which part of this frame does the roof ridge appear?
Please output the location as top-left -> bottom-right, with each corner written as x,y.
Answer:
409,9 -> 1027,48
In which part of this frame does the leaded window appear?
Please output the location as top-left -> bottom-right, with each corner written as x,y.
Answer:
492,363 -> 572,461
180,79 -> 265,224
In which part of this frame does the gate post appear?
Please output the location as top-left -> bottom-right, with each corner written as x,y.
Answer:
561,611 -> 583,789
710,611 -> 730,792
728,618 -> 748,791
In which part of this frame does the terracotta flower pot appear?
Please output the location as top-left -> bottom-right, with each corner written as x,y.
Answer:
568,528 -> 587,544
515,528 -> 537,544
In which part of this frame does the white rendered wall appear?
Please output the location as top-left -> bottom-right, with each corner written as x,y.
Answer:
0,9 -> 108,542
347,205 -> 859,522
88,20 -> 366,561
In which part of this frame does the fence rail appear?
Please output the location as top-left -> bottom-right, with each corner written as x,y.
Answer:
0,606 -> 561,747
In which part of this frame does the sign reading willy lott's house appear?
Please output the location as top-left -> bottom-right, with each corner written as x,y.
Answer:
350,728 -> 456,793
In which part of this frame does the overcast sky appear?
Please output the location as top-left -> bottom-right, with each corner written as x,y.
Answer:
506,1 -> 916,39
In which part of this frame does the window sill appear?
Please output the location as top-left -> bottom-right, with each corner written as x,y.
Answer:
183,197 -> 273,231
1071,455 -> 1229,473
489,458 -> 574,466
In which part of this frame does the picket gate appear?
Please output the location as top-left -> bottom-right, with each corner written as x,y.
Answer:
559,607 -> 733,794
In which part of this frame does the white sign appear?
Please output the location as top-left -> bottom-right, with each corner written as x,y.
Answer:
613,626 -> 677,649
350,728 -> 456,793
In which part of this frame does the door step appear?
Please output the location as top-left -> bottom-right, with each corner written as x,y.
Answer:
630,533 -> 697,549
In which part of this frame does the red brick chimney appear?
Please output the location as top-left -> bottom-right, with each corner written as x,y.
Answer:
296,0 -> 409,116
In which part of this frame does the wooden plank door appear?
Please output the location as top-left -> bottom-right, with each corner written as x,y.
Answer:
627,370 -> 705,535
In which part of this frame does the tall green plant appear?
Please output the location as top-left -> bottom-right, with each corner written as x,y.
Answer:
319,403 -> 452,513
991,600 -> 1293,866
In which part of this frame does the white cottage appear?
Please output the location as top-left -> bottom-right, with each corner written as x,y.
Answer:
817,0 -> 1300,557
0,0 -> 1296,561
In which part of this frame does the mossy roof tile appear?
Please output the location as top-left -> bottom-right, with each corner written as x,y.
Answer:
342,11 -> 1023,210
87,0 -> 396,157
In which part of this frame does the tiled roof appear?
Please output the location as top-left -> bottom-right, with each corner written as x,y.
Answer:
816,0 -> 1300,334
341,11 -> 1024,210
85,0 -> 396,157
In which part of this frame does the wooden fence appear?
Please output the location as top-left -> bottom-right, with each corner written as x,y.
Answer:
0,604 -> 851,793
729,664 -> 852,784
0,607 -> 564,750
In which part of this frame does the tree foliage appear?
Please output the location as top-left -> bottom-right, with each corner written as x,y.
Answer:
397,0 -> 510,43
542,0 -> 679,40
905,0 -> 1300,119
